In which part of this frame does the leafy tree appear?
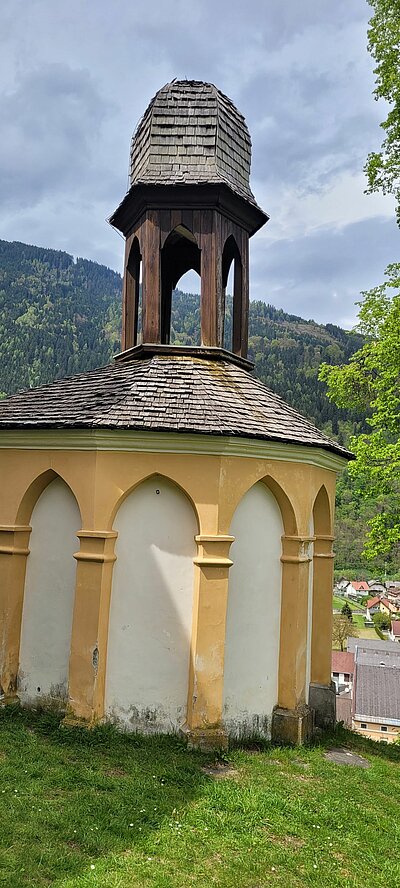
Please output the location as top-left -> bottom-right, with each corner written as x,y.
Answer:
364,0 -> 400,224
341,602 -> 353,621
332,615 -> 358,652
320,266 -> 400,563
373,611 -> 392,631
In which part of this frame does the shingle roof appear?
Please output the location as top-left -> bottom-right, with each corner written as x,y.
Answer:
0,354 -> 351,458
129,80 -> 258,206
354,664 -> 400,722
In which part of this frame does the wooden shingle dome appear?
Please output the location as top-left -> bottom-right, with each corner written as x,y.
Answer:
129,80 -> 259,207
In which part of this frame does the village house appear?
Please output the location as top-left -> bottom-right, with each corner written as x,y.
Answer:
352,644 -> 400,743
366,596 -> 397,622
344,580 -> 369,601
389,621 -> 400,643
331,650 -> 354,694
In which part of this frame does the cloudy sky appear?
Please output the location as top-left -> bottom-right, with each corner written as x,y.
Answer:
1,0 -> 398,327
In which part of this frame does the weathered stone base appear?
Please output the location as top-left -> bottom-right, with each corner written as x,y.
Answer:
183,726 -> 229,751
271,705 -> 314,745
308,681 -> 336,730
0,692 -> 19,707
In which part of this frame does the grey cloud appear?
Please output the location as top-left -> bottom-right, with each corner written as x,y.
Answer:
0,63 -> 113,208
250,216 -> 400,326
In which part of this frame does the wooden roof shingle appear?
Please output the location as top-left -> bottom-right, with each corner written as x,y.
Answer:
129,80 -> 259,206
0,355 -> 351,459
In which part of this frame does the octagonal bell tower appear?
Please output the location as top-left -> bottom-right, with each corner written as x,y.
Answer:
110,80 -> 267,361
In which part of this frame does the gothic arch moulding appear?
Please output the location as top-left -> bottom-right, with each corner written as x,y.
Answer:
16,468 -> 82,527
312,484 -> 333,537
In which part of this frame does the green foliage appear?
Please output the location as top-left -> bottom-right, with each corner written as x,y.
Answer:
320,266 -> 400,563
341,602 -> 353,621
364,0 -> 400,224
0,240 -> 121,394
373,611 -> 392,630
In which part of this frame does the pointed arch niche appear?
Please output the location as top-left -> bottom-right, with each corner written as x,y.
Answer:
105,475 -> 198,733
222,481 -> 284,738
161,226 -> 201,345
18,477 -> 80,705
122,236 -> 142,350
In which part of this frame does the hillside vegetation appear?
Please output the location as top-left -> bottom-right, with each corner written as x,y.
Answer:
1,238 -> 393,575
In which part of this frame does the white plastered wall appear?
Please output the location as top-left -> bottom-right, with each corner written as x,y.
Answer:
223,482 -> 283,738
105,476 -> 197,733
18,478 -> 80,704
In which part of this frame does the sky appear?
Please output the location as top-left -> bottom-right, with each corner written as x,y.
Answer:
1,0 -> 399,328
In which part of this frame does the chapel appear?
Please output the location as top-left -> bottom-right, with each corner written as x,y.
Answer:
0,80 -> 351,746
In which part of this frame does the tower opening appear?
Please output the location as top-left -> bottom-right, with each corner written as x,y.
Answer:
222,236 -> 243,355
161,226 -> 201,345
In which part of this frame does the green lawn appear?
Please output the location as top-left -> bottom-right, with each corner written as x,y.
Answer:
1,708 -> 400,887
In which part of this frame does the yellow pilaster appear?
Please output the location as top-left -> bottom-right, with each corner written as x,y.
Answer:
272,534 -> 314,743
185,534 -> 234,746
0,525 -> 31,699
66,531 -> 117,724
311,534 -> 335,686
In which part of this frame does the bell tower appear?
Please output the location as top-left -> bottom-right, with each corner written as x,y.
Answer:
109,80 -> 268,362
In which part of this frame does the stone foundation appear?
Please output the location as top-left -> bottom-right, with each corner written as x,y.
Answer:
308,681 -> 336,730
271,705 -> 314,745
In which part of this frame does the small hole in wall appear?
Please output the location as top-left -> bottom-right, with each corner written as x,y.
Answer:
155,489 -> 160,495
37,687 -> 41,693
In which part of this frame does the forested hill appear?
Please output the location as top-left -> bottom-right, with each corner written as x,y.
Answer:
0,238 -> 365,442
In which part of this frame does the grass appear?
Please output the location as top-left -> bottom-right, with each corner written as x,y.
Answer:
1,708 -> 400,887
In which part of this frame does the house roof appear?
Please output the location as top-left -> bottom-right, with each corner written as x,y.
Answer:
354,664 -> 400,723
367,596 -> 381,608
332,651 -> 355,674
347,636 -> 400,654
351,581 -> 369,591
391,621 -> 400,637
381,598 -> 397,612
0,355 -> 352,457
356,647 -> 400,668
128,80 -> 260,208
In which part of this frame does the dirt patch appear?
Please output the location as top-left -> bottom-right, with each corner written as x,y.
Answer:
202,762 -> 239,780
104,767 -> 129,778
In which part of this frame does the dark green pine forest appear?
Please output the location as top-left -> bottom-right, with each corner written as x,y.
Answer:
0,238 -> 392,575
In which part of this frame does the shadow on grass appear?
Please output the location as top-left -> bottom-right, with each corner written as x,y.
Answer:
0,704 -> 211,888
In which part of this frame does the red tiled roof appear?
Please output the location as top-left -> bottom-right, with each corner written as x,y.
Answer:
391,621 -> 400,636
381,598 -> 397,612
367,597 -> 380,608
352,581 -> 369,591
332,651 -> 355,674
